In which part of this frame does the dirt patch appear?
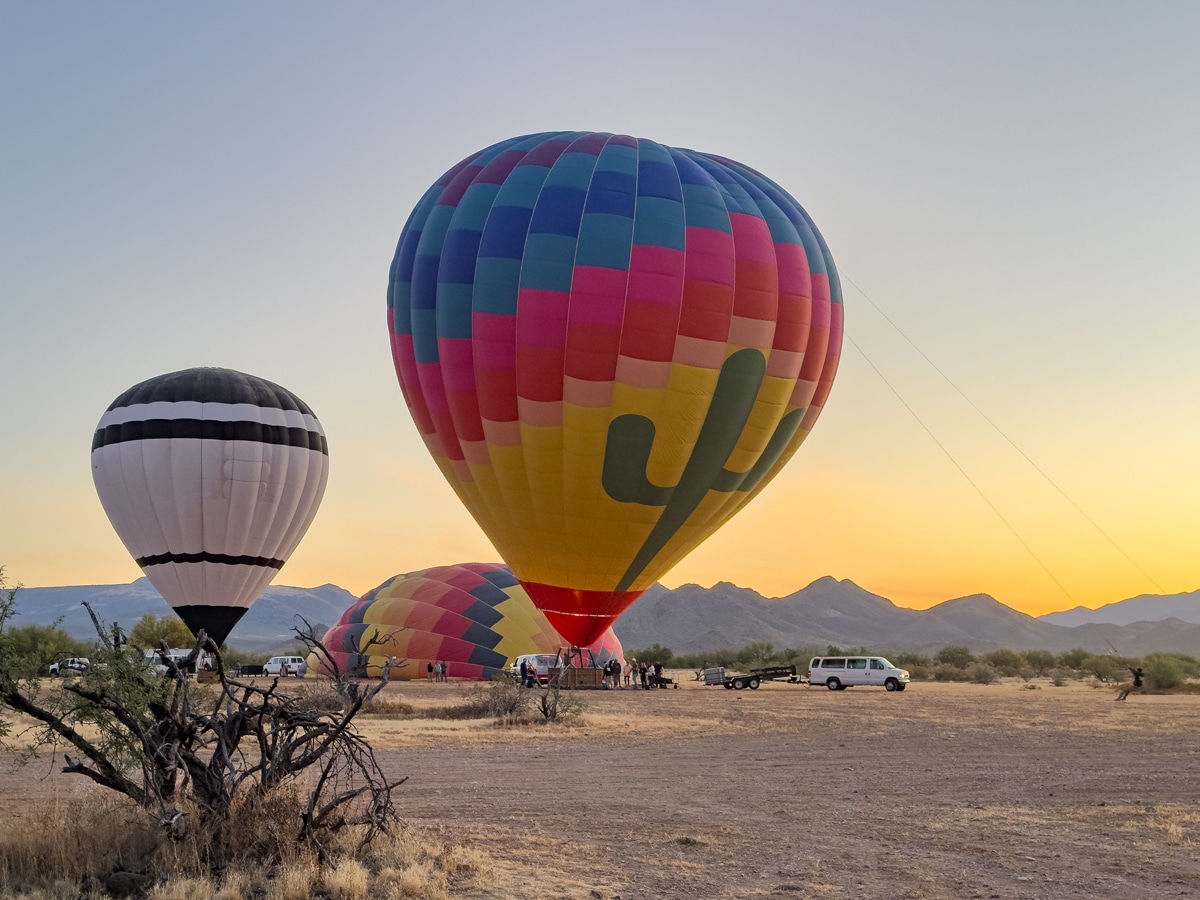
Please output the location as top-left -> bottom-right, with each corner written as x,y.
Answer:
3,676 -> 1199,898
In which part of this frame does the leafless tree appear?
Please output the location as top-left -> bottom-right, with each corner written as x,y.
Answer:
0,593 -> 406,864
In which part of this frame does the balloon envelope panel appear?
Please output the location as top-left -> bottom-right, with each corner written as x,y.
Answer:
311,563 -> 624,680
388,133 -> 843,646
91,367 -> 330,647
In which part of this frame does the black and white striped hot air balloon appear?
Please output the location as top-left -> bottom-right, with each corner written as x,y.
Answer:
91,367 -> 330,647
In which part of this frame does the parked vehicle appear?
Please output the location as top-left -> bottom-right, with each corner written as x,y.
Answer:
48,657 -> 90,677
144,648 -> 204,675
510,649 -> 608,689
702,664 -> 799,691
702,666 -> 759,690
807,656 -> 909,692
510,653 -> 559,686
263,656 -> 307,677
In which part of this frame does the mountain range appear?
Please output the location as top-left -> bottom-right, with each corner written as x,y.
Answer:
9,577 -> 1200,657
612,578 -> 1200,656
9,578 -> 356,651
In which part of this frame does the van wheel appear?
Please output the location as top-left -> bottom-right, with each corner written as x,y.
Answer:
826,678 -> 841,691
732,678 -> 746,690
896,683 -> 906,691
748,678 -> 760,690
885,678 -> 898,692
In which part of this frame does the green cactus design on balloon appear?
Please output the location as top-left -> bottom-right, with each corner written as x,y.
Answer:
602,348 -> 804,592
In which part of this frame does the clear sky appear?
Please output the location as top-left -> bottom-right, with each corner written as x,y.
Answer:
3,2 -> 1198,617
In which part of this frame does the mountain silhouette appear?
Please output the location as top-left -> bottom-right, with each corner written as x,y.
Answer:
11,577 -> 1200,656
612,579 -> 1200,656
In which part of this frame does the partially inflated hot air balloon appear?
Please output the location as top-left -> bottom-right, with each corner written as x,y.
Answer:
388,132 -> 842,646
311,563 -> 624,680
91,367 -> 330,647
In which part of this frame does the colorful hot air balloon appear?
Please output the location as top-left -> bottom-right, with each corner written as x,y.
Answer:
388,132 -> 843,646
311,563 -> 624,680
91,367 -> 330,647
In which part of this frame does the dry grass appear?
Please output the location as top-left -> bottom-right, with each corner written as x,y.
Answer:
0,792 -> 488,900
5,677 -> 1200,898
0,793 -> 159,889
1080,803 -> 1200,848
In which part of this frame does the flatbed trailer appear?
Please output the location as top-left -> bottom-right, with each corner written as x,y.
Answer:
750,664 -> 802,684
702,664 -> 800,690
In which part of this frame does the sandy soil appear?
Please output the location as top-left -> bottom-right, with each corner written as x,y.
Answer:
3,676 -> 1199,899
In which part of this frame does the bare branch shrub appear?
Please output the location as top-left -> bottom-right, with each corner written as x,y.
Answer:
0,592 -> 407,875
537,681 -> 586,722
421,674 -> 534,723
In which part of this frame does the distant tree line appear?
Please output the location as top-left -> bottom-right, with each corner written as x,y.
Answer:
625,641 -> 1199,691
6,587 -> 1194,692
2,605 -> 322,676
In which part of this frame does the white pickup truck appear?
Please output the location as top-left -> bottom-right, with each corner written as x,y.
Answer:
48,657 -> 90,676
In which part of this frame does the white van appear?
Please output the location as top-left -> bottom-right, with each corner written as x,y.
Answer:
510,653 -> 558,685
808,656 -> 909,692
264,656 -> 307,677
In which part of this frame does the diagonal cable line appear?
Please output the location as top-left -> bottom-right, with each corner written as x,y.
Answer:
844,274 -> 1166,595
845,333 -> 1078,606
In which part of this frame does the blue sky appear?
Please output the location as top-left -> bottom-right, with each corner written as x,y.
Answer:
3,2 -> 1198,615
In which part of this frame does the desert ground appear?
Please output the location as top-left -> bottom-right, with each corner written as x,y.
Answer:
2,675 -> 1198,899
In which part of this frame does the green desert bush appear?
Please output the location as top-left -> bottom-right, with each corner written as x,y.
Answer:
982,648 -> 1030,678
1022,649 -> 1057,676
1142,653 -> 1187,690
1083,654 -> 1123,683
1056,648 -> 1091,670
892,652 -> 932,676
969,663 -> 998,685
537,682 -> 587,722
935,646 -> 975,669
626,643 -> 677,667
933,664 -> 968,682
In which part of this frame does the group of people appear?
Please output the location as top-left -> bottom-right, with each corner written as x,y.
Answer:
603,657 -> 669,689
425,660 -> 450,682
513,654 -> 671,689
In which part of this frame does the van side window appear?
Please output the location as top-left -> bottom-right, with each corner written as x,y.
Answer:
822,658 -> 845,668
847,658 -> 867,670
870,659 -> 885,670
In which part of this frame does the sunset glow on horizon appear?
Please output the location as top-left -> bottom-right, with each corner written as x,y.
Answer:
4,3 -> 1198,622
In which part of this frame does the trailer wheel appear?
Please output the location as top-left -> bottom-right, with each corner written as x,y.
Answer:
748,678 -> 760,690
732,677 -> 746,690
723,682 -> 734,690
826,677 -> 842,691
885,678 -> 899,692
